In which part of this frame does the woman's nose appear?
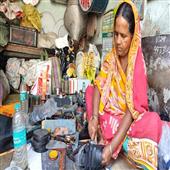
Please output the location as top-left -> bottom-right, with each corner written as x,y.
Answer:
116,35 -> 121,45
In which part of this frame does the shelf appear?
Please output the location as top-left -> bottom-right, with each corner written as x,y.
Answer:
3,43 -> 44,59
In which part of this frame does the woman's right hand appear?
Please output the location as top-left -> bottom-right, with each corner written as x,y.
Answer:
88,116 -> 98,141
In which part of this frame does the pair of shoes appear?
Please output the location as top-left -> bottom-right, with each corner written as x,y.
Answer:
166,160 -> 170,170
79,122 -> 90,140
75,141 -> 104,170
105,165 -> 112,170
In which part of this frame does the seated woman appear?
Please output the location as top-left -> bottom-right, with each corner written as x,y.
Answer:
86,0 -> 170,169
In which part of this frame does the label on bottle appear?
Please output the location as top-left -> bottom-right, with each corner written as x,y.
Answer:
13,128 -> 27,148
20,91 -> 27,101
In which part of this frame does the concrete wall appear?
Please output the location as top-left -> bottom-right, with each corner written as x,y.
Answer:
37,0 -> 67,37
35,0 -> 170,40
141,0 -> 170,37
107,0 -> 170,37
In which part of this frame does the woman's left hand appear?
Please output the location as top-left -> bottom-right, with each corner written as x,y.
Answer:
101,144 -> 113,165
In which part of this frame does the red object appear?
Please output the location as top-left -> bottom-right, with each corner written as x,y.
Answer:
79,0 -> 92,11
16,11 -> 24,19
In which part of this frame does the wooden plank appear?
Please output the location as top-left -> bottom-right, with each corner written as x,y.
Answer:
4,43 -> 43,59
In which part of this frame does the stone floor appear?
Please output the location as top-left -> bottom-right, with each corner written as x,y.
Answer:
0,151 -> 134,170
110,156 -> 137,170
0,150 -> 13,170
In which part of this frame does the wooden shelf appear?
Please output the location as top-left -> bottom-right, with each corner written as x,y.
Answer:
3,43 -> 44,59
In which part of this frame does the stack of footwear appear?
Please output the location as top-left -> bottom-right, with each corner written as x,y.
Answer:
31,129 -> 50,153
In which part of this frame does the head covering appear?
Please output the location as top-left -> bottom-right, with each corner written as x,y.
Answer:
95,0 -> 148,120
123,0 -> 148,119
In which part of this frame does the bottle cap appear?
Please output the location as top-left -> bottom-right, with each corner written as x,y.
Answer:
49,150 -> 58,160
14,103 -> 21,111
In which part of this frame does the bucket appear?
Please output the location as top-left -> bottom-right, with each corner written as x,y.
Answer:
79,0 -> 109,14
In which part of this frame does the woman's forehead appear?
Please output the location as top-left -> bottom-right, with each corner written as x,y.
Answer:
114,16 -> 130,33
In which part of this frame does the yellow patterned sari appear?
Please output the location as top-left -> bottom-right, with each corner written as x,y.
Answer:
92,0 -> 163,169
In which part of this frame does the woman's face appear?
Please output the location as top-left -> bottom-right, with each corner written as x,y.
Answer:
114,15 -> 133,58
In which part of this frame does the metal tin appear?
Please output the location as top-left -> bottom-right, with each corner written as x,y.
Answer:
79,0 -> 109,14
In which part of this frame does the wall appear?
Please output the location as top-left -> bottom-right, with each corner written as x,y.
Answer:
141,0 -> 170,37
34,0 -> 170,40
141,0 -> 170,118
37,0 -> 67,37
104,0 -> 170,37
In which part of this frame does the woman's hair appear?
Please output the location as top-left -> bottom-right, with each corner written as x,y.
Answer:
114,2 -> 135,35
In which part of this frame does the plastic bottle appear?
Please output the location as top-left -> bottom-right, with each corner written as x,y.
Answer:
12,103 -> 28,170
20,77 -> 28,114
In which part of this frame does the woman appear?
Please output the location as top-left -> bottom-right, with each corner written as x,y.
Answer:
86,0 -> 170,169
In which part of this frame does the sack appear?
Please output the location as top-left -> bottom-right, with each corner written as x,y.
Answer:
0,23 -> 8,47
38,32 -> 57,49
0,70 -> 10,104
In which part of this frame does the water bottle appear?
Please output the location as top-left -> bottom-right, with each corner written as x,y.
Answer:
12,103 -> 28,170
20,77 -> 28,114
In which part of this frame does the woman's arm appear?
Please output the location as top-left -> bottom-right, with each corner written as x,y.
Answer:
92,86 -> 101,118
88,85 -> 101,140
110,109 -> 133,151
102,109 -> 133,165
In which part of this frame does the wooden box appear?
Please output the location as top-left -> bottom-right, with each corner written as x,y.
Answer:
9,25 -> 37,47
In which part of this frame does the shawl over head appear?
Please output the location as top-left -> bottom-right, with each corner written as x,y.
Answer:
95,0 -> 148,120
